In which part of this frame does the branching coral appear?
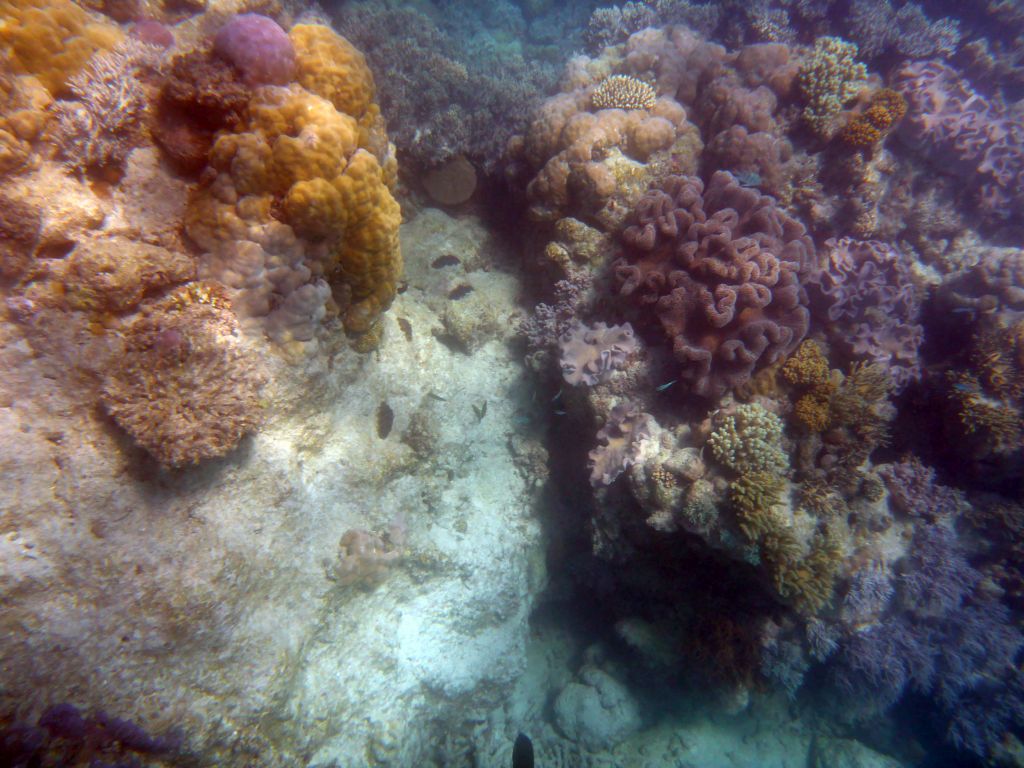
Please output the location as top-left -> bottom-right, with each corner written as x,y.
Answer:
836,88 -> 906,149
797,37 -> 867,139
101,284 -> 266,467
591,75 -> 657,110
729,470 -> 785,541
615,172 -> 813,399
708,403 -> 788,475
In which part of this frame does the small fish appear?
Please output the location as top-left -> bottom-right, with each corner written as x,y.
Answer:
448,284 -> 474,300
427,391 -> 448,402
431,254 -> 461,268
551,390 -> 562,402
734,170 -> 762,188
397,317 -> 413,342
376,401 -> 394,439
656,378 -> 678,392
553,409 -> 567,416
512,733 -> 534,768
473,401 -> 488,422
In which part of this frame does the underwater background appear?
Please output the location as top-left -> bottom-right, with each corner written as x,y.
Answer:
0,0 -> 1022,766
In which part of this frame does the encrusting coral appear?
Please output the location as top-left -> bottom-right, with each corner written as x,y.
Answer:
100,284 -> 266,468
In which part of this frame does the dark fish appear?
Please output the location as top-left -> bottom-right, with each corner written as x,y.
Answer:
376,401 -> 394,439
512,732 -> 534,768
431,254 -> 461,268
448,284 -> 474,300
473,401 -> 487,422
397,317 -> 413,342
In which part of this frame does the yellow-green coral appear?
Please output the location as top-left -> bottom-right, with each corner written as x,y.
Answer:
708,403 -> 788,475
763,526 -> 841,615
290,24 -> 376,119
798,36 -> 867,138
0,0 -> 123,95
730,471 -> 785,541
591,75 -> 657,111
837,88 -> 907,148
794,392 -> 832,432
187,65 -> 402,335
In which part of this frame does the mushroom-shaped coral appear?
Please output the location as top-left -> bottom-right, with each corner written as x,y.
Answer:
101,284 -> 266,467
615,171 -> 814,399
558,321 -> 638,386
589,401 -> 654,486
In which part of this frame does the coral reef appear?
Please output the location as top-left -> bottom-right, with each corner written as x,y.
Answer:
708,403 -> 788,475
615,172 -> 813,399
591,75 -> 657,110
100,284 -> 266,467
836,88 -> 906,149
589,402 -> 654,486
0,68 -> 52,176
185,37 -> 402,341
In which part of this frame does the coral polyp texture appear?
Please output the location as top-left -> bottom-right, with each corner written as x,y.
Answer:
558,321 -> 638,386
213,13 -> 296,87
797,37 -> 867,139
615,171 -> 813,400
100,284 -> 266,467
186,24 -> 402,345
591,75 -> 657,110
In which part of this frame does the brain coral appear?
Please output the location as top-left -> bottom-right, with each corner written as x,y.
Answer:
0,0 -> 123,96
101,284 -> 265,467
614,171 -> 814,400
213,13 -> 296,87
186,38 -> 402,338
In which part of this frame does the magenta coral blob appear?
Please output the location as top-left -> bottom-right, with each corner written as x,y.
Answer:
131,20 -> 175,49
213,13 -> 295,86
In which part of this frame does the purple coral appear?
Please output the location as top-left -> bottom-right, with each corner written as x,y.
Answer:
895,60 -> 1024,221
558,321 -> 638,386
878,456 -> 963,521
812,238 -> 923,392
214,14 -> 295,86
614,171 -> 813,400
588,402 -> 653,486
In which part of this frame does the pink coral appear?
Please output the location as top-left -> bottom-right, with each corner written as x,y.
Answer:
589,401 -> 653,486
558,321 -> 638,386
614,171 -> 813,400
213,13 -> 295,86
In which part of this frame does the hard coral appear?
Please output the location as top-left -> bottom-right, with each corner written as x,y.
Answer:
797,37 -> 867,139
836,88 -> 906,149
101,284 -> 265,467
289,23 -> 375,120
213,13 -> 295,87
591,75 -> 656,111
152,51 -> 249,175
0,68 -> 52,176
708,403 -> 788,475
615,172 -> 813,400
0,0 -> 123,96
186,63 -> 402,336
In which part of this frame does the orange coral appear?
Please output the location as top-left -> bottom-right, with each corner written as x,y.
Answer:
0,0 -> 123,95
837,88 -> 907,149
